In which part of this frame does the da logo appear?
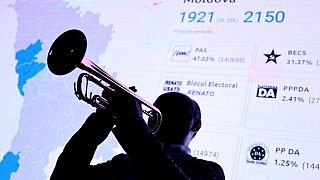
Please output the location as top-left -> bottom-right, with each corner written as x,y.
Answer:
256,85 -> 277,98
246,142 -> 269,166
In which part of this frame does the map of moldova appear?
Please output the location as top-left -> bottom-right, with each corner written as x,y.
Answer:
1,0 -> 115,179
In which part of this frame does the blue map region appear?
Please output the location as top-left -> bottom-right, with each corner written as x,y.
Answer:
15,39 -> 46,96
0,151 -> 20,180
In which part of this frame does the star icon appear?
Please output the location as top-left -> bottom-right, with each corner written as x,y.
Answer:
264,49 -> 281,64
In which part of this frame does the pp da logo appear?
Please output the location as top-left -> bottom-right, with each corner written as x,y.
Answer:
246,142 -> 269,166
256,85 -> 277,99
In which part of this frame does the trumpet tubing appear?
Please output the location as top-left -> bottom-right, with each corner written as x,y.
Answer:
47,29 -> 162,134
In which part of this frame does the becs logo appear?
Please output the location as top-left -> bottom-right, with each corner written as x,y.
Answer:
256,85 -> 278,99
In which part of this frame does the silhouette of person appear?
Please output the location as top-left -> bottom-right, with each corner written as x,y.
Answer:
50,91 -> 225,180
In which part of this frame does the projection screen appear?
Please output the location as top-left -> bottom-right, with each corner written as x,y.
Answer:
0,0 -> 319,179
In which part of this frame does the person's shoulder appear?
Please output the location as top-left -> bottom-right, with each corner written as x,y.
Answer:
111,153 -> 129,162
191,157 -> 223,172
191,158 -> 225,179
176,154 -> 225,179
194,158 -> 222,168
95,153 -> 133,171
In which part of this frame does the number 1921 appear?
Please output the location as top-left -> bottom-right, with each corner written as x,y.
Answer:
180,11 -> 214,23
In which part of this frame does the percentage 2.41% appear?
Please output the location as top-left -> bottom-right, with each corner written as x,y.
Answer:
282,96 -> 305,103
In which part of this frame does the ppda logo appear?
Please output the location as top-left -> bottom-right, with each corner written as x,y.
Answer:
256,85 -> 278,99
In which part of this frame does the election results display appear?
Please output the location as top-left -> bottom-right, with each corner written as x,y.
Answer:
1,0 -> 320,179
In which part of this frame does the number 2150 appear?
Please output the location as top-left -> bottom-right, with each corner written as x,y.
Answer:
243,11 -> 285,23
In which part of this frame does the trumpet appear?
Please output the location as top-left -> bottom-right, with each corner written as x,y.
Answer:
47,29 -> 162,134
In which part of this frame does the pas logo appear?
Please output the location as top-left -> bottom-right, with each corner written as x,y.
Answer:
256,85 -> 277,98
171,45 -> 192,62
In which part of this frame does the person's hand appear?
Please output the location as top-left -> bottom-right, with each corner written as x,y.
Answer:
107,89 -> 152,153
100,89 -> 143,126
94,89 -> 117,127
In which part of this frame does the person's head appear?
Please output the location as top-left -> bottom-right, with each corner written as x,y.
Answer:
150,92 -> 201,146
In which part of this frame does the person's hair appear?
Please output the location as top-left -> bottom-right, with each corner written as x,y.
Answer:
152,92 -> 201,144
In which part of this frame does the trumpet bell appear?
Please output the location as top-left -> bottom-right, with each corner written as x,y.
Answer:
47,29 -> 87,75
